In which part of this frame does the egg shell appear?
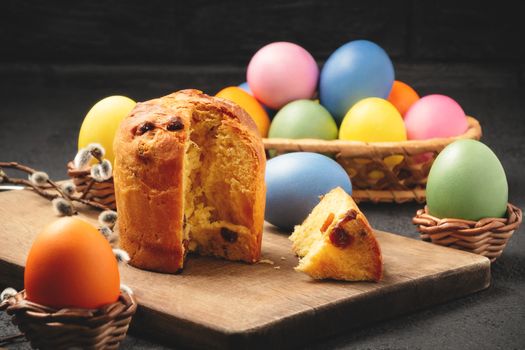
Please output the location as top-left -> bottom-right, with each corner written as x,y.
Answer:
404,94 -> 468,140
24,217 -> 121,309
268,100 -> 337,140
216,86 -> 271,137
339,97 -> 406,142
265,152 -> 352,230
238,82 -> 251,93
78,96 -> 136,164
426,139 -> 508,221
339,97 -> 406,177
320,40 -> 394,124
238,82 -> 276,118
387,80 -> 420,117
247,42 -> 319,109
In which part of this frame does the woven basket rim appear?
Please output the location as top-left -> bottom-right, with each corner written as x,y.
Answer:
263,116 -> 481,156
0,290 -> 137,349
67,161 -> 114,181
413,203 -> 522,232
0,289 -> 137,325
66,161 -> 116,210
1,289 -> 137,319
67,161 -> 92,176
0,289 -> 137,349
412,203 -> 522,262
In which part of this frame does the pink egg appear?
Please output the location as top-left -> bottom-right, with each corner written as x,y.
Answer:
247,42 -> 318,109
405,94 -> 468,140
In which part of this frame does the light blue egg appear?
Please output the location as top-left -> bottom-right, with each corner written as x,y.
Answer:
238,82 -> 252,94
239,82 -> 277,118
319,40 -> 394,124
265,152 -> 352,230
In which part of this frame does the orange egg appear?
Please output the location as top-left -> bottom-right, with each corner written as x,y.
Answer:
216,86 -> 270,137
24,217 -> 120,309
387,80 -> 420,117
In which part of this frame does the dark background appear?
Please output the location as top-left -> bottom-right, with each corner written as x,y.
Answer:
1,1 -> 524,349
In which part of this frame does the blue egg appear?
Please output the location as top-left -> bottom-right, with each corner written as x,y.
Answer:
238,82 -> 252,94
319,40 -> 394,124
265,152 -> 352,230
238,82 -> 277,118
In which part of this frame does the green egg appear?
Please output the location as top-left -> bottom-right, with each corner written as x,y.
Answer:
268,100 -> 338,140
426,139 -> 508,221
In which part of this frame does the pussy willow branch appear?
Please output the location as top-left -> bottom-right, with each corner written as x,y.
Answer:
3,162 -> 71,203
0,162 -> 110,211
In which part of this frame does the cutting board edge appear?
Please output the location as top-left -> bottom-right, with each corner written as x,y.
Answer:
126,256 -> 491,350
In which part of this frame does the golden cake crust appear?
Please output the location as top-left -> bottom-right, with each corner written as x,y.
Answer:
113,89 -> 266,273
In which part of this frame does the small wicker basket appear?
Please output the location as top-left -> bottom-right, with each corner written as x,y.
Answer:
67,161 -> 116,210
413,204 -> 522,262
0,289 -> 137,350
263,116 -> 482,203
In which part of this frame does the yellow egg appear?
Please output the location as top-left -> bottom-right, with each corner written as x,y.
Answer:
339,98 -> 407,178
78,96 -> 136,164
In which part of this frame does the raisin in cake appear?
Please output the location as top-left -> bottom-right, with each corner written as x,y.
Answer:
289,187 -> 382,281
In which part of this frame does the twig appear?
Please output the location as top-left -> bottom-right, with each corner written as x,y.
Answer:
0,161 -> 36,175
71,195 -> 111,210
3,177 -> 57,200
0,162 -> 111,212
80,178 -> 95,200
1,161 -> 69,198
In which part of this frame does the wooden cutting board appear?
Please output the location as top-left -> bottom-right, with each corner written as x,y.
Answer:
0,189 -> 490,349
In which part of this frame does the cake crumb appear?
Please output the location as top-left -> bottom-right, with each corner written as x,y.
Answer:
259,259 -> 274,265
274,266 -> 281,270
280,256 -> 286,260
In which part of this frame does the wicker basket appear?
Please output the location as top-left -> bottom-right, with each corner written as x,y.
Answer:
413,204 -> 522,262
0,289 -> 137,350
263,116 -> 482,203
67,161 -> 116,210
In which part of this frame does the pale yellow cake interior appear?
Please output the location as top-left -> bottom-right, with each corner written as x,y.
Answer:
182,107 -> 258,261
290,187 -> 352,257
289,187 -> 382,281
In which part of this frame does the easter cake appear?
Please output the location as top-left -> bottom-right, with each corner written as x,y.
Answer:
113,89 -> 266,273
290,187 -> 382,281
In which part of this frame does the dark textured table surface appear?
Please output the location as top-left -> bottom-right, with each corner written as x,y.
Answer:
0,62 -> 524,349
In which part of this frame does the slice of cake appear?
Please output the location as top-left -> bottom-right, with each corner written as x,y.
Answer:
113,89 -> 266,273
289,187 -> 382,281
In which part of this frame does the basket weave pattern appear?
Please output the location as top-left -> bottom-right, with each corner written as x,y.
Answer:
0,290 -> 137,349
413,204 -> 522,262
263,116 -> 482,203
67,161 -> 116,210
